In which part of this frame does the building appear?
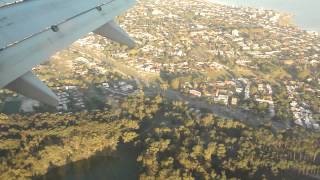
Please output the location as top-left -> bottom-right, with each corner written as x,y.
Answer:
232,29 -> 239,37
214,95 -> 229,105
189,90 -> 202,97
231,97 -> 238,105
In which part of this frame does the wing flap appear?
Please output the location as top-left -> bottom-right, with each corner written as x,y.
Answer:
5,71 -> 59,106
94,20 -> 135,48
0,0 -> 136,89
0,0 -> 136,106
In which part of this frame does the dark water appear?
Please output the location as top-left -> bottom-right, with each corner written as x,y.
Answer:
210,0 -> 320,32
35,143 -> 139,180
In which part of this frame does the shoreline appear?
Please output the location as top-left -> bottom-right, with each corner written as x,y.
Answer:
205,0 -> 320,33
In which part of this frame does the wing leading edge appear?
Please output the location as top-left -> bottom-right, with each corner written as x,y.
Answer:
0,0 -> 136,106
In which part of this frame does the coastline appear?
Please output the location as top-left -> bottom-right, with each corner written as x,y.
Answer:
205,0 -> 319,33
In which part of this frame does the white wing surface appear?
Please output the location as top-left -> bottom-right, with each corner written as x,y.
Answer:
0,0 -> 136,106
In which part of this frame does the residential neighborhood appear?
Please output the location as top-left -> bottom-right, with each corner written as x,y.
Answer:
0,0 -> 319,130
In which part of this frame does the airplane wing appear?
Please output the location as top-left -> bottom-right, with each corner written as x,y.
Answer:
0,0 -> 136,106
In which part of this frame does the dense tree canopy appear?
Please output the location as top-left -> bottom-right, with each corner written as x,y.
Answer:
135,101 -> 320,180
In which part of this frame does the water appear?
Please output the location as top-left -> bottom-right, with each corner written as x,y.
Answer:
35,143 -> 139,180
209,0 -> 320,32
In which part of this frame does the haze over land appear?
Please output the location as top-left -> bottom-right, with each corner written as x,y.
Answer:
0,0 -> 320,179
210,0 -> 320,32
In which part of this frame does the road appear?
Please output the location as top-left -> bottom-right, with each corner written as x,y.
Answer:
165,89 -> 264,125
145,87 -> 290,130
108,59 -> 291,130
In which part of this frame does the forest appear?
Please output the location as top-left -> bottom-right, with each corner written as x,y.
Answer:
136,100 -> 320,179
1,93 -> 320,179
0,93 -> 161,180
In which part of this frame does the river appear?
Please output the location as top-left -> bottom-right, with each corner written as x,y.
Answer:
208,0 -> 320,32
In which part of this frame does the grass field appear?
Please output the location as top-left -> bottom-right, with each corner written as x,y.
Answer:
264,67 -> 291,84
206,69 -> 231,80
231,66 -> 256,77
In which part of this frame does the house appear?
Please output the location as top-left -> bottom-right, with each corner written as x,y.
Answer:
183,82 -> 192,88
119,81 -> 126,86
214,95 -> 229,105
236,87 -> 243,93
294,119 -> 304,126
121,84 -> 133,92
189,90 -> 201,97
102,82 -> 109,88
231,97 -> 238,105
232,29 -> 239,37
258,84 -> 264,91
313,123 -> 320,130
